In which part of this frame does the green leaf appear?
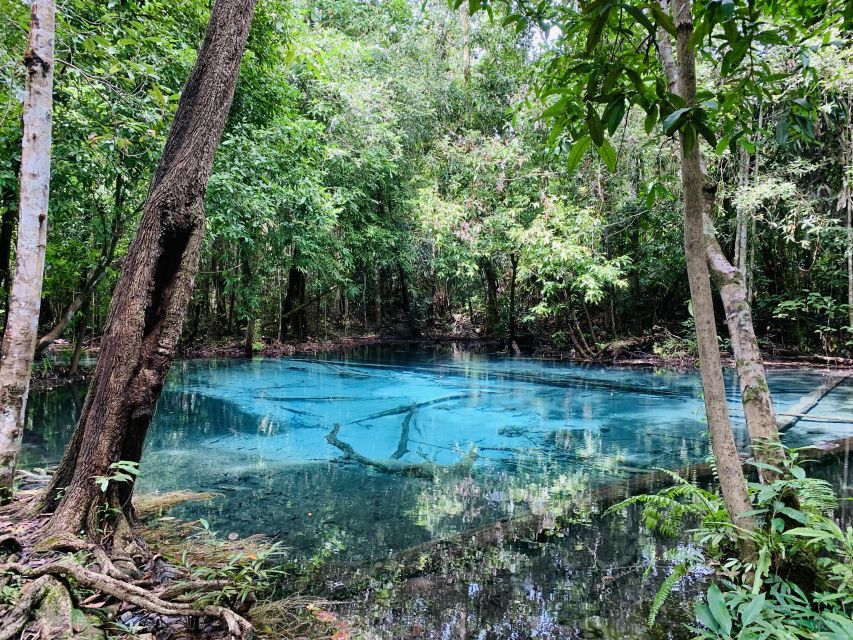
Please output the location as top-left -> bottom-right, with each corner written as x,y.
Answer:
542,96 -> 570,119
775,117 -> 789,145
586,8 -> 611,53
752,547 -> 770,593
596,139 -> 617,171
662,107 -> 690,135
649,2 -> 676,35
621,4 -> 655,33
776,506 -> 809,524
738,138 -> 756,153
566,135 -> 592,174
695,603 -> 720,633
644,104 -> 658,134
603,96 -> 626,134
694,121 -> 717,150
682,123 -> 698,154
587,106 -> 605,146
707,584 -> 732,637
784,526 -> 830,539
739,593 -> 765,627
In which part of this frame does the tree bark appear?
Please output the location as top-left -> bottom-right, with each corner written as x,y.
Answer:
241,256 -> 253,358
398,261 -> 420,337
481,258 -> 499,336
460,1 -> 471,87
672,0 -> 755,541
704,191 -> 782,478
374,265 -> 382,328
509,253 -> 518,341
0,1 -> 55,501
39,0 -> 256,535
657,4 -> 782,478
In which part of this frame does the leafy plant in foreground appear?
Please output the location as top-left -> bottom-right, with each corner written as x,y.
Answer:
608,446 -> 853,636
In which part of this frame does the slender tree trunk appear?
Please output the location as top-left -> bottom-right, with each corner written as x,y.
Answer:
398,262 -> 420,337
672,0 -> 755,542
509,253 -> 518,342
734,148 -> 750,281
705,193 -> 782,477
657,5 -> 782,479
39,0 -> 256,536
842,93 -> 853,336
481,259 -> 499,336
241,256 -> 253,358
374,265 -> 382,328
0,1 -> 55,501
460,1 -> 471,87
68,296 -> 89,376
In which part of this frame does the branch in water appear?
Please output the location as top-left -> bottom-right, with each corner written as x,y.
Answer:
325,423 -> 476,479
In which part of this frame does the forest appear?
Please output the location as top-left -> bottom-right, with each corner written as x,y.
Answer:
0,0 -> 851,638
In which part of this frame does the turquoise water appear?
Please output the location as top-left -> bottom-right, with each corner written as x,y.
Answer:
23,347 -> 852,561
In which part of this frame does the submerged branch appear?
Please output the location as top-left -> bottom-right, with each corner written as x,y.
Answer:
325,423 -> 476,479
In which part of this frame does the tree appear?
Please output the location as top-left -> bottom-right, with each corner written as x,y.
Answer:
0,0 -> 55,501
38,0 -> 257,539
670,0 -> 755,538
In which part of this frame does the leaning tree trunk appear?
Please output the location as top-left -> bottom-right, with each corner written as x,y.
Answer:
656,5 -> 782,480
0,1 -> 55,501
673,0 -> 755,545
704,195 -> 782,479
39,0 -> 256,536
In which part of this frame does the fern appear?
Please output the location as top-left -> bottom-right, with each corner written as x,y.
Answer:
648,563 -> 686,626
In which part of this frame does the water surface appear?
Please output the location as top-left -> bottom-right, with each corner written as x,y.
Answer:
23,347 -> 851,561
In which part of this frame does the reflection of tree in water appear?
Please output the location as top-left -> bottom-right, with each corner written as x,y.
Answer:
346,501 -> 700,639
21,384 -> 85,467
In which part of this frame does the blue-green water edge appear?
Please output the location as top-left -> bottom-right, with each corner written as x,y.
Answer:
22,347 -> 853,638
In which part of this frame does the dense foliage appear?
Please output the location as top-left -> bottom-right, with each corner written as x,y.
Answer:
0,0 -> 849,357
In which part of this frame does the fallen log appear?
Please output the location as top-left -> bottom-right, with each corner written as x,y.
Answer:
778,373 -> 851,431
325,423 -> 476,479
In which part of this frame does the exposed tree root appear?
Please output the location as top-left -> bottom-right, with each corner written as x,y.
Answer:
2,561 -> 253,639
0,575 -> 66,640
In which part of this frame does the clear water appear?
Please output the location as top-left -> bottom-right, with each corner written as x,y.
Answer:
22,347 -> 853,637
22,346 -> 852,564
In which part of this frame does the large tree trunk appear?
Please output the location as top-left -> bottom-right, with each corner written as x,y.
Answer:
673,0 -> 755,543
39,0 -> 256,535
0,1 -> 55,501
